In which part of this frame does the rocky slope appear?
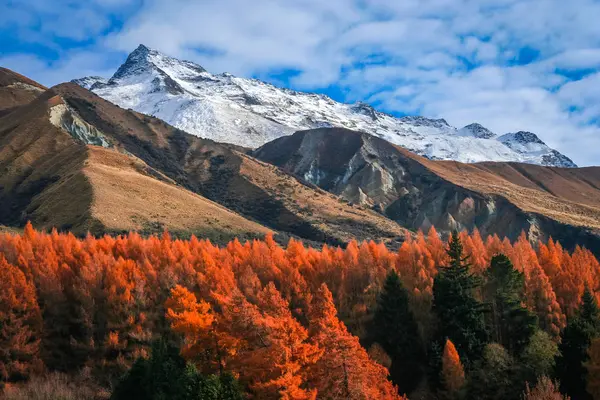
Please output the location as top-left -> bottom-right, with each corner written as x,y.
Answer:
255,128 -> 600,253
0,68 -> 404,244
73,45 -> 576,167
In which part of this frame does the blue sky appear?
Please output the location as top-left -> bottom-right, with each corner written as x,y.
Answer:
2,0 -> 600,166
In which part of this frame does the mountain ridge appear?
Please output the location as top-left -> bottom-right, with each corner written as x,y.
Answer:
73,44 -> 577,168
255,127 -> 600,253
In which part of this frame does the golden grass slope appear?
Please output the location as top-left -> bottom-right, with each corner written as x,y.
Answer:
0,75 -> 270,240
84,146 -> 269,240
398,147 -> 600,231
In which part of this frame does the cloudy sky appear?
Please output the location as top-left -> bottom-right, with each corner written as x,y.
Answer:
2,0 -> 600,166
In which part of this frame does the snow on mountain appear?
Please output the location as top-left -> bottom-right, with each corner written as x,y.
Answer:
71,76 -> 108,90
457,123 -> 497,139
74,44 -> 577,167
498,132 -> 577,168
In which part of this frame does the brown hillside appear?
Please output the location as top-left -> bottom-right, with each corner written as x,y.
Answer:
405,151 -> 600,230
0,67 -> 46,116
0,73 -> 403,244
47,83 -> 404,245
255,128 -> 600,253
0,83 -> 269,241
83,146 -> 270,240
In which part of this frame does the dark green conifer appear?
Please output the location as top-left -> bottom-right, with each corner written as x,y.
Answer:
485,254 -> 538,355
432,231 -> 489,367
555,288 -> 600,400
370,270 -> 425,394
111,339 -> 243,400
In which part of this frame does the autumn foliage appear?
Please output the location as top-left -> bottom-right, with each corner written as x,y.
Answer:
0,223 -> 599,398
441,339 -> 465,396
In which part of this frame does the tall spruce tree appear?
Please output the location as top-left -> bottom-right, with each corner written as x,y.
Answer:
555,288 -> 600,400
484,254 -> 538,355
432,231 -> 488,367
370,270 -> 425,395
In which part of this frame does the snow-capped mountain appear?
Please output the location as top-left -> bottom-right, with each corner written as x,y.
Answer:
73,44 -> 577,167
498,131 -> 576,168
458,123 -> 496,139
71,76 -> 107,90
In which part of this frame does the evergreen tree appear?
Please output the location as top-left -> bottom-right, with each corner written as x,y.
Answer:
484,254 -> 538,355
111,339 -> 243,400
555,288 -> 600,400
370,270 -> 425,395
432,231 -> 488,367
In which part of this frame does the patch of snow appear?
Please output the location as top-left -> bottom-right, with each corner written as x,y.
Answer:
70,76 -> 108,90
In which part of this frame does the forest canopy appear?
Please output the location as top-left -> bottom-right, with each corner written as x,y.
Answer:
1,224 -> 599,399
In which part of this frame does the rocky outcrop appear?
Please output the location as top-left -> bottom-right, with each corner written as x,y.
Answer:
255,128 -> 600,253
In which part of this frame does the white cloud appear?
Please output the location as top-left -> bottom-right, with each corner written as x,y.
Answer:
3,0 -> 600,165
0,51 -> 117,86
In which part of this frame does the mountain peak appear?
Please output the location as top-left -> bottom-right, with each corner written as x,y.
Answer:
458,123 -> 496,139
104,44 -> 207,92
399,116 -> 450,129
109,44 -> 156,81
133,43 -> 152,54
497,131 -> 577,167
71,76 -> 108,90
499,131 -> 545,146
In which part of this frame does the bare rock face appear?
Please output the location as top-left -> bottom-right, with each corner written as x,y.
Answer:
255,127 -> 600,254
255,128 -> 529,238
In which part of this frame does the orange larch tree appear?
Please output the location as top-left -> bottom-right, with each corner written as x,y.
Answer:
165,285 -> 215,364
249,282 -> 321,400
307,284 -> 401,400
0,255 -> 42,383
442,339 -> 465,397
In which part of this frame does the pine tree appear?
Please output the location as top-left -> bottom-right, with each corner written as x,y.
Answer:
432,231 -> 488,367
370,270 -> 425,395
484,254 -> 538,355
556,288 -> 600,400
